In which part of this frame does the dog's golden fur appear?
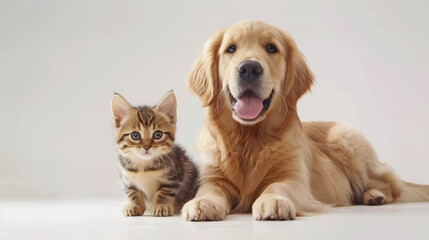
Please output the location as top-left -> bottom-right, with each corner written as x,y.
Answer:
183,20 -> 429,221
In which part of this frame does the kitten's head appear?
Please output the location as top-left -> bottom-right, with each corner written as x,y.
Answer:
111,91 -> 177,161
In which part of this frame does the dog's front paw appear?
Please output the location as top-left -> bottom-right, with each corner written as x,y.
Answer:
252,194 -> 296,221
182,198 -> 228,221
150,203 -> 174,217
122,203 -> 145,217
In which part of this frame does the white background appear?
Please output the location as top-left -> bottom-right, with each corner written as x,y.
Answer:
1,0 -> 428,200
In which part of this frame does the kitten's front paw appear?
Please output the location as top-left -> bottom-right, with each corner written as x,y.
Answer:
150,204 -> 174,217
182,198 -> 228,221
252,194 -> 296,221
122,203 -> 145,217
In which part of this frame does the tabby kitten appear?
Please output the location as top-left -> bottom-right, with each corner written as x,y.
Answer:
111,91 -> 199,217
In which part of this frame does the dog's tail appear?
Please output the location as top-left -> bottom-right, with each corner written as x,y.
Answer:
396,181 -> 429,202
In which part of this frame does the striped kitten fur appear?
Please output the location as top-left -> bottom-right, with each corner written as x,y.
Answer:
111,91 -> 199,217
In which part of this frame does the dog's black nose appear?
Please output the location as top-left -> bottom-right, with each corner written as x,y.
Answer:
237,60 -> 263,83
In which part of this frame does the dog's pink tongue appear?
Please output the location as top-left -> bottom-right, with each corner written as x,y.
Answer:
235,92 -> 264,120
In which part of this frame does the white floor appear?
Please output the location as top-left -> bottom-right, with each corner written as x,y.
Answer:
1,199 -> 429,240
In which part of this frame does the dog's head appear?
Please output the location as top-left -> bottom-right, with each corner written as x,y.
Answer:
187,20 -> 314,125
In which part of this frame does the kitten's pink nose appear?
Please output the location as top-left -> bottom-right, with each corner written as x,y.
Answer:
143,145 -> 151,151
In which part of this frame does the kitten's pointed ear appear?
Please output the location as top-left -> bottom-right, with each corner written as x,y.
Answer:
155,91 -> 177,124
111,93 -> 133,128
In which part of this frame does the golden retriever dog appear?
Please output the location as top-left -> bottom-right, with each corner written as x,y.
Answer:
182,20 -> 429,221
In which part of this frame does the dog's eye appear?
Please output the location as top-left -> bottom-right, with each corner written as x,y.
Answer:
266,44 -> 277,53
227,45 -> 236,53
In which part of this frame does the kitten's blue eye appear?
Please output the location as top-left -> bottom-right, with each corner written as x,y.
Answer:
153,130 -> 163,140
131,131 -> 141,141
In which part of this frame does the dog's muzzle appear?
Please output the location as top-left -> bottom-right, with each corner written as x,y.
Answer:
228,60 -> 273,122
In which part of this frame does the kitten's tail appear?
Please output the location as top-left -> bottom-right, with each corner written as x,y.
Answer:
396,181 -> 429,202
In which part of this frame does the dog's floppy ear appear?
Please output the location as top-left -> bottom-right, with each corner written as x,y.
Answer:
187,28 -> 225,107
282,32 -> 314,106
